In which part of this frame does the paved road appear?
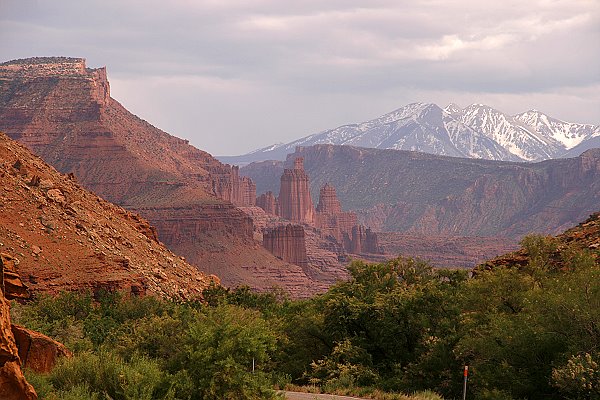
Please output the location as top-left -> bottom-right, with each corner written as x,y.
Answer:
282,391 -> 369,400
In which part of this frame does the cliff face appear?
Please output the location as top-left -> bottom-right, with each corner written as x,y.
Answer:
244,144 -> 600,238
278,158 -> 315,224
263,224 -> 308,268
0,132 -> 218,299
0,57 -> 256,208
256,191 -> 278,215
0,287 -> 37,400
0,57 -> 330,296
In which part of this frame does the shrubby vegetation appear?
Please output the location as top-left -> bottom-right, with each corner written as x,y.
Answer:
11,234 -> 599,399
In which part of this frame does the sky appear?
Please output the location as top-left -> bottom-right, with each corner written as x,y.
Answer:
1,0 -> 599,156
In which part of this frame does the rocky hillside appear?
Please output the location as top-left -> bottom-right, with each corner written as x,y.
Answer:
480,211 -> 600,271
0,57 -> 323,297
0,131 -> 216,300
222,103 -> 598,164
242,144 -> 600,237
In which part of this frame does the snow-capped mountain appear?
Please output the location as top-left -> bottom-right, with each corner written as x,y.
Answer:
219,103 -> 599,164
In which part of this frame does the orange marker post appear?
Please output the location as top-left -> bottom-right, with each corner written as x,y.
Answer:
462,365 -> 469,400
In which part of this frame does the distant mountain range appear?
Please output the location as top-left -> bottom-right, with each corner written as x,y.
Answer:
220,103 -> 599,164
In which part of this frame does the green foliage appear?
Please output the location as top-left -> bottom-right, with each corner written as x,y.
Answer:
17,292 -> 282,399
203,284 -> 287,316
185,304 -> 280,399
552,352 -> 600,399
307,339 -> 380,390
15,244 -> 598,400
47,350 -> 165,400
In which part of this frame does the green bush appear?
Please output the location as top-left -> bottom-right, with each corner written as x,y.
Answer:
47,350 -> 166,400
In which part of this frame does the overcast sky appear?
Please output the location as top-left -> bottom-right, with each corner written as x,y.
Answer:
1,0 -> 599,155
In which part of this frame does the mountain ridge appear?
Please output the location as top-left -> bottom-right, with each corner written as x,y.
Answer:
241,144 -> 600,238
220,102 -> 599,165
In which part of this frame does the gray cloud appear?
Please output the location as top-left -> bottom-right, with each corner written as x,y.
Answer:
0,0 -> 598,155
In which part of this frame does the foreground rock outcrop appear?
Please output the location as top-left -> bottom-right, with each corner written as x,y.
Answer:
0,131 -> 218,299
11,325 -> 72,374
0,282 -> 36,400
480,211 -> 600,271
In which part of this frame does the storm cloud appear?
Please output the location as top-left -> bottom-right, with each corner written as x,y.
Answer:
1,0 -> 598,155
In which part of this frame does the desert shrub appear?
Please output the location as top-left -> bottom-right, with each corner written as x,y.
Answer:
307,338 -> 380,390
552,352 -> 600,399
47,349 -> 166,400
184,304 -> 280,399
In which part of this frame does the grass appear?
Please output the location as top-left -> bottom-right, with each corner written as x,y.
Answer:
284,384 -> 444,400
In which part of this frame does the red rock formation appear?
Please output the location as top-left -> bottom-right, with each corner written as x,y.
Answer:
278,158 -> 315,224
316,183 -> 342,215
315,183 -> 358,244
0,254 -> 30,301
348,225 -> 382,254
263,224 -> 308,268
256,191 -> 278,215
137,204 -> 255,246
238,176 -> 256,207
0,57 -> 326,296
0,284 -> 37,400
0,132 -> 218,300
11,325 -> 72,374
211,165 -> 256,206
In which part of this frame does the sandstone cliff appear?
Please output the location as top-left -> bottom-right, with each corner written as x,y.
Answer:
0,272 -> 36,400
263,224 -> 308,268
256,191 -> 278,215
0,57 -> 323,296
0,131 -> 217,299
243,144 -> 600,238
278,158 -> 315,224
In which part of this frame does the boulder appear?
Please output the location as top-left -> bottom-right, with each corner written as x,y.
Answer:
11,325 -> 72,374
0,288 -> 37,400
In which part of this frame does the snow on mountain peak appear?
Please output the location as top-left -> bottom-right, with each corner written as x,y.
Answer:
225,102 -> 599,165
444,103 -> 463,115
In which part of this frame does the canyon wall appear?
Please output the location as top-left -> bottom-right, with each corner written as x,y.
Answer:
243,144 -> 600,238
263,224 -> 308,268
256,191 -> 278,215
0,58 -> 330,296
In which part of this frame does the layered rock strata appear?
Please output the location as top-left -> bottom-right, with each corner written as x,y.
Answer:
244,144 -> 600,238
0,253 -> 30,301
0,274 -> 37,400
0,132 -> 218,299
278,158 -> 315,224
0,57 -> 326,296
256,191 -> 278,215
263,224 -> 308,268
